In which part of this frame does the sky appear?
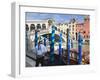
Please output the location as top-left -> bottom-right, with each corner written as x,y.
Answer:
25,12 -> 89,23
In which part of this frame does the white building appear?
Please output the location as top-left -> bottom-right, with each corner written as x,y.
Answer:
68,18 -> 77,40
25,20 -> 48,31
55,18 -> 77,40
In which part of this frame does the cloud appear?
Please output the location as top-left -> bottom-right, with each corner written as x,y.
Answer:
25,12 -> 88,23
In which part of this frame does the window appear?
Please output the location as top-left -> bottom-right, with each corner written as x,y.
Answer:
55,27 -> 57,30
37,24 -> 41,29
83,31 -> 86,34
73,37 -> 75,40
42,24 -> 46,30
84,35 -> 85,38
87,35 -> 88,38
26,24 -> 29,31
73,25 -> 74,27
58,29 -> 60,32
30,24 -> 35,31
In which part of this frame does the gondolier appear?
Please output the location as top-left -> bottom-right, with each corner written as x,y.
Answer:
35,40 -> 47,67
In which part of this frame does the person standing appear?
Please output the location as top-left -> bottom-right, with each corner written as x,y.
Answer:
35,41 -> 47,67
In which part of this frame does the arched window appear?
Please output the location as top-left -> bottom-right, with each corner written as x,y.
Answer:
25,24 -> 29,31
83,31 -> 86,34
76,32 -> 78,40
87,35 -> 88,38
37,24 -> 41,29
55,27 -> 57,30
61,30 -> 63,33
84,35 -> 85,38
30,24 -> 35,31
73,37 -> 75,40
42,24 -> 46,30
58,29 -> 60,32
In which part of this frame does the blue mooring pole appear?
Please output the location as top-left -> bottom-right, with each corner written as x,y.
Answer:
50,26 -> 55,64
67,29 -> 70,65
26,31 -> 28,51
59,32 -> 62,63
44,37 -> 46,46
71,39 -> 73,48
78,33 -> 83,64
35,30 -> 38,47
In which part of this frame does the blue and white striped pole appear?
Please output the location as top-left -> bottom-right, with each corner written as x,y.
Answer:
67,29 -> 70,64
26,31 -> 28,52
35,30 -> 38,47
71,39 -> 73,48
50,26 -> 55,64
59,32 -> 62,56
78,33 -> 83,64
44,37 -> 46,46
59,32 -> 62,63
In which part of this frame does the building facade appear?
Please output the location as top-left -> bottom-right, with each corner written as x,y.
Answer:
25,16 -> 89,42
25,20 -> 48,32
68,18 -> 77,40
76,16 -> 90,41
55,18 -> 77,40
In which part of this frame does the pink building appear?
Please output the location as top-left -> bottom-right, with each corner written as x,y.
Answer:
76,16 -> 90,41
